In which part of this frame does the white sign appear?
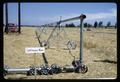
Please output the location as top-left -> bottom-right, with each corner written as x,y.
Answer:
25,47 -> 45,54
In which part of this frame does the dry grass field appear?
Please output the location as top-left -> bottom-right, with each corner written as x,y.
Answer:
4,27 -> 117,79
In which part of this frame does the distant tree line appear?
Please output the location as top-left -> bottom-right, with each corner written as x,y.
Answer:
7,21 -> 116,29
84,22 -> 92,27
93,21 -> 117,28
65,23 -> 76,27
64,21 -> 117,29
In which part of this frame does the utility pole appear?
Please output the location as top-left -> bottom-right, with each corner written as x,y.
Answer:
5,2 -> 8,34
18,2 -> 21,34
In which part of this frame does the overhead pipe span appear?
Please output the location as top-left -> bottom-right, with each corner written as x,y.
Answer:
40,14 -> 86,26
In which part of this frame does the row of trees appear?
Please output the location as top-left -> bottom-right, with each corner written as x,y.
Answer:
65,21 -> 117,28
93,21 -> 117,28
65,23 -> 75,27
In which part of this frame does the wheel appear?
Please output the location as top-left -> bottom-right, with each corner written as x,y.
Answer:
72,59 -> 81,67
27,66 -> 35,76
51,64 -> 58,68
3,69 -> 7,76
75,65 -> 88,74
27,69 -> 35,76
40,65 -> 49,75
41,68 -> 49,75
51,64 -> 62,74
37,69 -> 42,75
48,69 -> 53,75
3,65 -> 9,76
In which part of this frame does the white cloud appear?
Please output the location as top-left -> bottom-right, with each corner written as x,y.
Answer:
52,8 -> 116,21
37,8 -> 117,25
85,8 -> 116,21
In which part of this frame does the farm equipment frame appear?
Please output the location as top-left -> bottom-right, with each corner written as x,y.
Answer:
4,14 -> 88,76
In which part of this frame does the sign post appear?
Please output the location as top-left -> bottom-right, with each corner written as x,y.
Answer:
25,47 -> 45,79
34,53 -> 37,79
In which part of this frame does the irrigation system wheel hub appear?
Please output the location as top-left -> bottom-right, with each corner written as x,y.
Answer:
75,64 -> 88,74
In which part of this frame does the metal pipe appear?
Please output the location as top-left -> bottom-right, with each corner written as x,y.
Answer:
51,15 -> 81,25
40,14 -> 84,27
5,68 -> 42,72
5,68 -> 30,72
63,65 -> 74,72
35,31 -> 48,66
79,14 -> 86,64
60,16 -> 81,23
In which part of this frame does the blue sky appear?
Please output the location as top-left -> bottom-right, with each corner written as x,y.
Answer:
3,3 -> 117,26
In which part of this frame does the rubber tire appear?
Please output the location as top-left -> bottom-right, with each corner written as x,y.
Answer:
75,65 -> 88,74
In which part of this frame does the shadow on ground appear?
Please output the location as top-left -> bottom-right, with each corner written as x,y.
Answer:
94,59 -> 117,64
93,31 -> 116,35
